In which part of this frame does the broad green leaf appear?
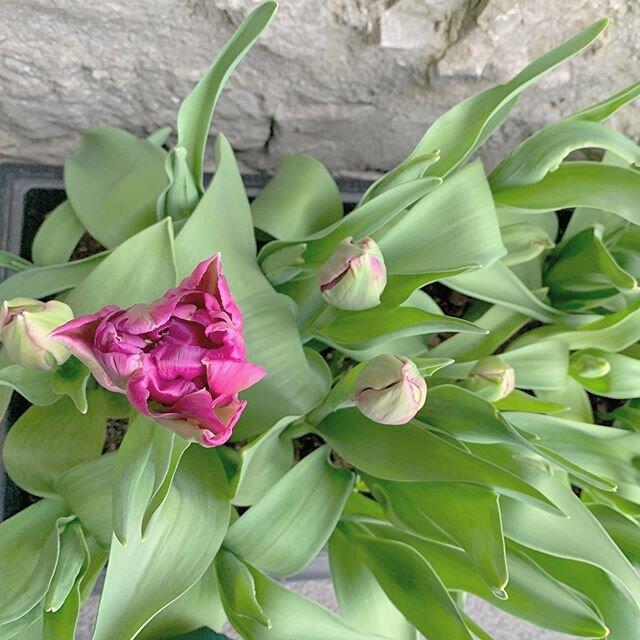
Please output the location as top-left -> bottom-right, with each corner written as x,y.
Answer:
31,201 -> 85,267
587,504 -> 640,565
3,389 -> 116,498
137,563 -> 226,640
216,550 -> 271,631
569,80 -> 640,123
64,218 -> 177,315
252,154 -> 343,239
521,544 -> 639,640
368,479 -> 507,593
177,1 -> 277,190
0,365 -> 58,406
377,162 -> 505,274
545,227 -> 637,310
232,418 -> 294,506
225,446 -> 354,576
500,222 -> 555,266
363,522 -> 608,639
479,441 -> 640,606
51,357 -> 91,413
111,414 -> 191,544
444,261 -> 564,323
43,582 -> 82,640
0,252 -> 107,303
328,527 -> 416,640
224,559 -> 385,640
402,19 -> 608,177
55,454 -> 115,549
44,522 -> 86,613
157,147 -> 200,220
65,127 -> 168,248
512,302 -> 640,351
570,348 -> 640,399
495,389 -> 568,414
490,120 -> 640,190
317,409 -> 558,512
494,163 -> 640,227
0,499 -> 68,624
174,133 -> 270,296
92,445 -> 231,640
314,305 -> 483,350
341,522 -> 474,640
430,304 -> 528,361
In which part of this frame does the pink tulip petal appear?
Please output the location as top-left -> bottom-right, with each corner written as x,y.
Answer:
152,343 -> 207,381
204,358 -> 266,395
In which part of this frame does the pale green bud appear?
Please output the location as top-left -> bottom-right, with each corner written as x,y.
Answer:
467,356 -> 515,402
0,298 -> 74,370
354,355 -> 427,425
571,352 -> 611,379
318,237 -> 387,311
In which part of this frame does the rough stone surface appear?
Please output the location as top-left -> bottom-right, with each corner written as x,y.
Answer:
76,579 -> 577,639
0,0 -> 639,176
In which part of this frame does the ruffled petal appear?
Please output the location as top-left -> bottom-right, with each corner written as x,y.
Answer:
204,358 -> 266,395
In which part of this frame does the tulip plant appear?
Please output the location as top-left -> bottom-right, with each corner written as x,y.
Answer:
2,3 -> 640,639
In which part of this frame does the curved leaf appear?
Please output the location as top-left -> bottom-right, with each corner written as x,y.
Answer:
31,201 -> 85,267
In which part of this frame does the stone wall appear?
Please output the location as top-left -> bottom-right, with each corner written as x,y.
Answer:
0,0 -> 638,176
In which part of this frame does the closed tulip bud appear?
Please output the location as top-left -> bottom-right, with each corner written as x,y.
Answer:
571,352 -> 611,379
318,237 -> 387,311
467,356 -> 515,402
0,298 -> 74,370
354,355 -> 426,425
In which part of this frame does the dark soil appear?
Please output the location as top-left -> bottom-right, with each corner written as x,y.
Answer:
70,232 -> 105,261
102,418 -> 129,454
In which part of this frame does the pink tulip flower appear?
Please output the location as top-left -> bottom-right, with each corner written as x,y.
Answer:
51,255 -> 265,446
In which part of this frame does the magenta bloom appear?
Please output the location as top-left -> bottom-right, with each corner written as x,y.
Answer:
51,255 -> 265,447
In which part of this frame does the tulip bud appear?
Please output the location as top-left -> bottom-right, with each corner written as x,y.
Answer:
466,356 -> 515,402
353,355 -> 427,425
0,298 -> 74,370
571,352 -> 611,379
318,237 -> 387,311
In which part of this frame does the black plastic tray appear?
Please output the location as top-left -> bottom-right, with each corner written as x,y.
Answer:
0,162 -> 369,521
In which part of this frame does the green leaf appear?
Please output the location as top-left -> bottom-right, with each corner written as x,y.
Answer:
92,445 -> 231,640
341,522 -> 474,640
314,305 -> 484,350
224,446 -> 354,577
137,563 -> 226,640
490,120 -> 640,190
317,409 -> 558,512
587,504 -> 640,565
31,200 -> 85,267
51,357 -> 91,413
174,133 -> 269,296
0,252 -> 107,303
2,389 -> 117,498
377,162 -> 505,274
571,348 -> 640,399
364,522 -> 609,639
44,522 -> 86,613
252,155 -> 343,239
232,418 -> 294,506
0,251 -> 32,272
328,527 -> 416,640
157,147 -> 200,220
0,499 -> 68,624
216,550 -> 271,630
367,479 -> 508,594
495,389 -> 568,414
224,558 -> 384,640
64,218 -> 177,315
569,80 -> 640,123
494,162 -> 640,227
401,19 -> 608,177
500,222 -> 555,266
112,414 -> 191,545
64,127 -> 168,248
0,365 -> 58,406
177,1 -> 277,190
55,454 -> 115,549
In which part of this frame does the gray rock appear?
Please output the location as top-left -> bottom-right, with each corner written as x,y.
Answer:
0,0 -> 638,176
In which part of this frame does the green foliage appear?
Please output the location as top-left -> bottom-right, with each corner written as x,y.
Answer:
4,7 -> 640,640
